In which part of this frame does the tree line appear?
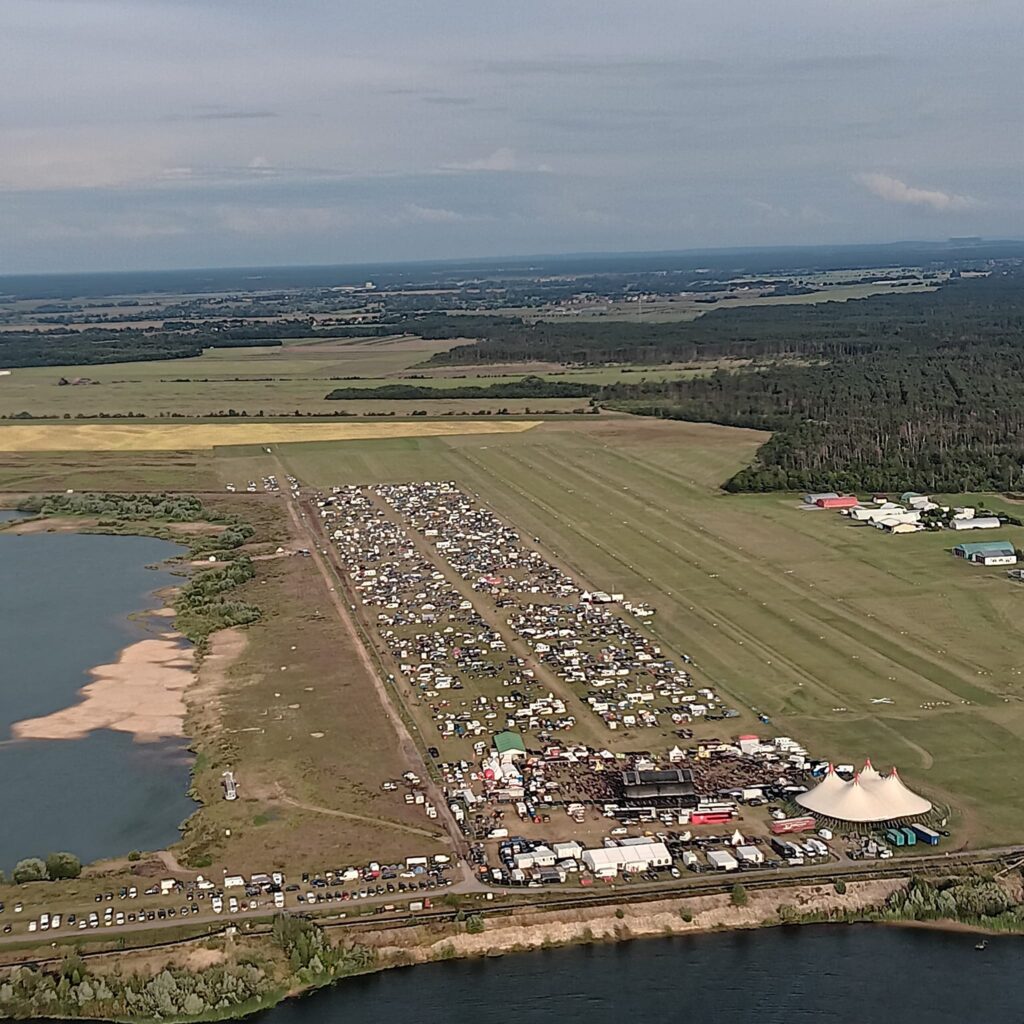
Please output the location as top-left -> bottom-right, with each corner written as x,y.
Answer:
410,272 -> 1024,367
602,340 -> 1024,493
0,318 -> 397,369
0,916 -> 375,1021
324,375 -> 599,400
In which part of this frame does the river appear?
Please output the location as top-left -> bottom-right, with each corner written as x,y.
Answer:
256,924 -> 1022,1023
0,518 -> 196,869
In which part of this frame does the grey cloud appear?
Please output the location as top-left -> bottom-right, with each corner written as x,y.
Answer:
2,0 -> 1022,270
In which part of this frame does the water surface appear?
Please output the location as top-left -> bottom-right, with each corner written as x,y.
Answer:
0,528 -> 196,868
258,925 -> 1024,1024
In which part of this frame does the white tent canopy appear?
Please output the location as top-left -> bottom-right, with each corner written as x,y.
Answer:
796,762 -> 931,822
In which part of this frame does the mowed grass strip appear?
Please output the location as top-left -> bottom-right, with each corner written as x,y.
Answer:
0,420 -> 541,452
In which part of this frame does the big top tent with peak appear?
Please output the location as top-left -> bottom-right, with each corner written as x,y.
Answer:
796,762 -> 932,822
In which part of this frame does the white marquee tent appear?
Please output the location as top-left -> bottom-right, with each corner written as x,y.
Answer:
796,762 -> 931,822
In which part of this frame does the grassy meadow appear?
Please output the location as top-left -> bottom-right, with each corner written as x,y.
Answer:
233,416 -> 1024,846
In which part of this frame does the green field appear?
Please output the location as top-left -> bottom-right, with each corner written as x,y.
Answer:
0,335 -> 717,419
208,416 -> 1024,847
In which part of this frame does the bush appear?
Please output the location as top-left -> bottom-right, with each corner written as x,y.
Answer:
730,883 -> 748,907
45,852 -> 82,880
12,858 -> 47,883
127,850 -> 141,862
834,880 -> 847,895
465,915 -> 485,934
614,908 -> 625,919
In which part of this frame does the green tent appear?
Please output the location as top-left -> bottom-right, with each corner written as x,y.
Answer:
494,731 -> 526,755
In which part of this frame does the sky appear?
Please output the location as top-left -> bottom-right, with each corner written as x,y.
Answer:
1,0 -> 1022,273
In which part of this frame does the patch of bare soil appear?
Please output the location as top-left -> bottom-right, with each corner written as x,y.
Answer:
2,516 -> 98,534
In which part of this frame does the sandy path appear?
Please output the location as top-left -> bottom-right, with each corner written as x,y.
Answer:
273,787 -> 448,842
12,633 -> 193,742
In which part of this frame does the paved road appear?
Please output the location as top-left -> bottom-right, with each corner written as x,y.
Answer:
4,843 -> 1023,962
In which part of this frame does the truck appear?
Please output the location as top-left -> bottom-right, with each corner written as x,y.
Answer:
770,816 -> 817,835
910,823 -> 941,846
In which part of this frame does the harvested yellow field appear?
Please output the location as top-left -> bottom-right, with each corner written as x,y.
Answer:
0,420 -> 541,452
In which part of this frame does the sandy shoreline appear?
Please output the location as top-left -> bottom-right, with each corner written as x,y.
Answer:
12,630 -> 194,743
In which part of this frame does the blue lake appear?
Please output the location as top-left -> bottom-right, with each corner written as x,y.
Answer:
255,924 -> 1024,1024
0,522 -> 196,869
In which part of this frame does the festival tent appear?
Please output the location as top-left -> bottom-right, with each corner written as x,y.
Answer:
796,761 -> 931,822
870,766 -> 932,818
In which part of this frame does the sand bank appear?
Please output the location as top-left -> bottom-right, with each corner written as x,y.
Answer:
12,633 -> 193,743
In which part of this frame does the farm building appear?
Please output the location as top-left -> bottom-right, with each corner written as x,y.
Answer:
796,762 -> 931,823
816,495 -> 858,509
952,540 -> 1017,566
949,516 -> 1001,531
853,505 -> 920,525
880,521 -> 920,535
804,491 -> 839,505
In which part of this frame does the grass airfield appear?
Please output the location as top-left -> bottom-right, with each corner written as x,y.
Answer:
2,395 -> 1023,844
242,417 -> 1024,846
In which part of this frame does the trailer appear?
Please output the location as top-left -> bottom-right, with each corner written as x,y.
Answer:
770,816 -> 817,835
899,827 -> 917,846
910,824 -> 941,846
885,829 -> 906,847
691,811 -> 732,826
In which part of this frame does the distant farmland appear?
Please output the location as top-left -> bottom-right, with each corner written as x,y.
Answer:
0,420 -> 540,452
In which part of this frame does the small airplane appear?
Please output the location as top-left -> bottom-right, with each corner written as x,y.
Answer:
869,697 -> 895,705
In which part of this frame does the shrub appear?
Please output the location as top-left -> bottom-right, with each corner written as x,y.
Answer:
12,858 -> 47,883
465,915 -> 485,934
45,852 -> 82,880
834,880 -> 847,895
730,883 -> 748,907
